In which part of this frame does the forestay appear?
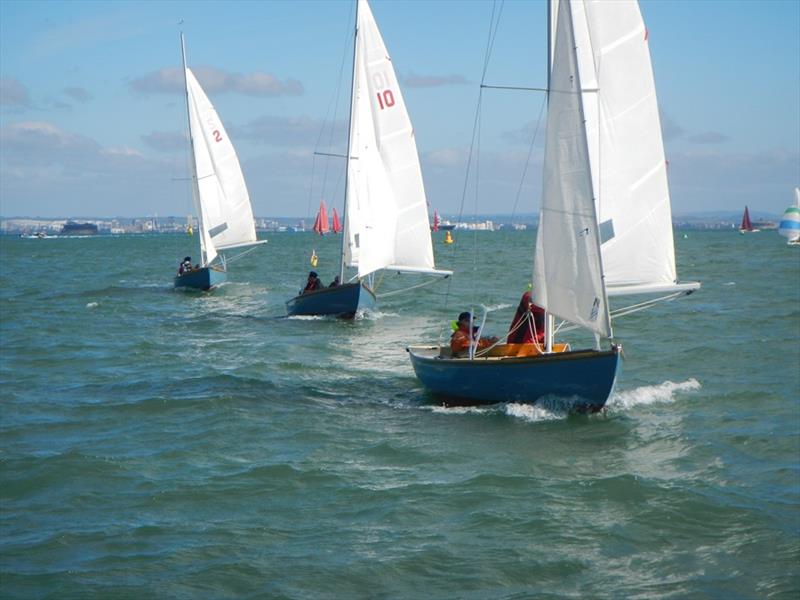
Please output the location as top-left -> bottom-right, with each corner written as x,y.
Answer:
533,0 -> 612,340
343,0 -> 438,279
185,69 -> 259,266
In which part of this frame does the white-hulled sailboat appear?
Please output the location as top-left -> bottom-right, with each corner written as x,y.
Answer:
286,0 -> 450,318
408,0 -> 700,412
778,188 -> 800,246
174,34 -> 265,291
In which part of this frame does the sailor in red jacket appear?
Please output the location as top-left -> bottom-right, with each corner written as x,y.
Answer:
507,290 -> 545,344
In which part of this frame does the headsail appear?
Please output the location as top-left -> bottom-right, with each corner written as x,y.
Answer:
533,0 -> 612,339
184,68 -> 259,265
563,0 -> 697,296
343,0 -> 441,279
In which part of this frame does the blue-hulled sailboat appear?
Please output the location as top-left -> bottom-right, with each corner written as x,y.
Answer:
174,33 -> 265,292
408,0 -> 699,412
286,0 -> 450,317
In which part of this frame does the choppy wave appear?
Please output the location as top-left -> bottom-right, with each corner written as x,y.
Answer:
608,378 -> 702,410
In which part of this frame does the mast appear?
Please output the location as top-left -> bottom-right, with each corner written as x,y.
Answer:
544,0 -> 554,353
339,0 -> 360,282
180,32 -> 206,266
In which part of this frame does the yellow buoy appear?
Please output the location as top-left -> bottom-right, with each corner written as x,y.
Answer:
444,231 -> 454,244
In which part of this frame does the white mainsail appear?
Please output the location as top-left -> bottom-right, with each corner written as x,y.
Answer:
533,0 -> 612,339
342,0 -> 441,279
184,68 -> 259,267
556,0 -> 697,296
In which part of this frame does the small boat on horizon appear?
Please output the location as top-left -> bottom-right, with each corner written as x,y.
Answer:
739,205 -> 760,234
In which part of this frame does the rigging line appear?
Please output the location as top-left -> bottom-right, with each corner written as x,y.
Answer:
316,1 -> 355,217
480,84 -> 549,92
510,94 -> 547,225
437,0 -> 505,349
376,277 -> 446,299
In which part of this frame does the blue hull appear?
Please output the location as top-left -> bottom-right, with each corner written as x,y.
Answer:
407,345 -> 621,412
174,266 -> 226,291
286,282 -> 375,318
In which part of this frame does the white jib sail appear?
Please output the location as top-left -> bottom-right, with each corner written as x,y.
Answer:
562,0 -> 693,296
533,0 -> 612,339
343,0 -> 438,279
185,68 -> 259,266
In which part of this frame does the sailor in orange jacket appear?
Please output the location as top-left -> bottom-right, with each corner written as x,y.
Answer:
450,312 -> 497,356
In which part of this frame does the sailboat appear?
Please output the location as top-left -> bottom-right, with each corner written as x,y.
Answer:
739,206 -> 759,233
286,0 -> 450,318
332,208 -> 342,234
778,188 -> 800,245
408,0 -> 699,412
313,200 -> 330,235
174,33 -> 265,291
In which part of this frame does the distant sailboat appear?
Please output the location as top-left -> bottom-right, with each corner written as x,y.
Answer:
331,207 -> 342,234
286,0 -> 450,318
739,206 -> 759,233
431,210 -> 440,232
174,33 -> 265,291
778,188 -> 800,245
313,200 -> 330,235
408,0 -> 699,412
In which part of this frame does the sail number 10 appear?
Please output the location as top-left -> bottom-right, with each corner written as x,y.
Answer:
373,70 -> 395,110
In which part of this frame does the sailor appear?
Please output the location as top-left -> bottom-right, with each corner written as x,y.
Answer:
302,271 -> 322,294
507,290 -> 545,344
178,256 -> 193,275
450,311 -> 497,356
328,275 -> 340,288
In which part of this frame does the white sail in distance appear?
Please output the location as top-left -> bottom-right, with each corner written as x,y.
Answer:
534,0 -> 612,339
343,0 -> 442,279
185,68 -> 259,266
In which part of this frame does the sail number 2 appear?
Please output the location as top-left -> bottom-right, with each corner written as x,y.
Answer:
373,70 -> 395,110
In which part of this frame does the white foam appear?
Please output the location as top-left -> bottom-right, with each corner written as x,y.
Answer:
422,402 -> 565,423
608,378 -> 701,410
86,302 -> 99,309
504,402 -> 565,422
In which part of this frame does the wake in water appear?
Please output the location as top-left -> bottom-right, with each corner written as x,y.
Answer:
418,379 -> 702,423
607,378 -> 701,411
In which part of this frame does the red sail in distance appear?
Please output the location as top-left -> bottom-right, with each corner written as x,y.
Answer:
313,200 -> 330,235
331,208 -> 342,234
432,210 -> 440,232
740,206 -> 754,231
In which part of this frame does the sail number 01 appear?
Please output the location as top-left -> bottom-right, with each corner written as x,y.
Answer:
373,71 -> 395,110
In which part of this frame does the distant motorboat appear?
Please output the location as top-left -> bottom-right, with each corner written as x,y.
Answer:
61,221 -> 97,236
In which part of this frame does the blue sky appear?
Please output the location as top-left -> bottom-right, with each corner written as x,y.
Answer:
1,0 -> 798,219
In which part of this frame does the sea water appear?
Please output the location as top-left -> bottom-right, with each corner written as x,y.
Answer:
1,230 -> 798,598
